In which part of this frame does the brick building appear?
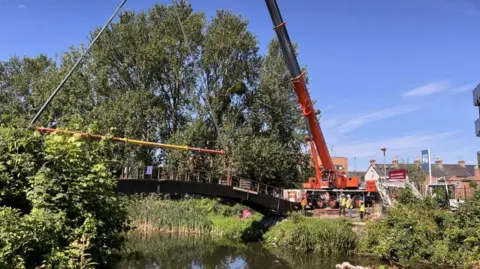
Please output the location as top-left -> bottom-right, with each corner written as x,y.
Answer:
430,157 -> 480,199
315,156 -> 349,172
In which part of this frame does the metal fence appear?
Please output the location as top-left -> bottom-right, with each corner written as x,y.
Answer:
113,166 -> 285,199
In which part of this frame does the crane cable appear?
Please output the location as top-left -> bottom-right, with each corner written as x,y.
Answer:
171,0 -> 224,148
30,0 -> 128,127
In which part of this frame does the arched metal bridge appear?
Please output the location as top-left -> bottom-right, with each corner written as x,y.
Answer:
114,166 -> 298,216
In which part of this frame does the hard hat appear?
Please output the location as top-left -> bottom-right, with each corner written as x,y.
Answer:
347,194 -> 351,197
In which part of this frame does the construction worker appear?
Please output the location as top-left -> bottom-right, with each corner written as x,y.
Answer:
301,196 -> 308,216
339,194 -> 346,216
359,201 -> 366,220
346,194 -> 353,218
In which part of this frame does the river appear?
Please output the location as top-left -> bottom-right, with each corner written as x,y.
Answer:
117,233 -> 397,269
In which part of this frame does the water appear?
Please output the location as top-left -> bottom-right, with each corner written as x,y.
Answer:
118,233 -> 388,269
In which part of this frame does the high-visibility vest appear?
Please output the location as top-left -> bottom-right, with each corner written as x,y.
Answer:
341,198 -> 346,207
360,204 -> 365,212
346,199 -> 352,208
301,198 -> 307,207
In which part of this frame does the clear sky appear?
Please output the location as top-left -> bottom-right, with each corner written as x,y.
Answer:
1,0 -> 479,170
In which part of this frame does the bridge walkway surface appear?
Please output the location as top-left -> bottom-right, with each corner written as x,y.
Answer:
114,166 -> 298,216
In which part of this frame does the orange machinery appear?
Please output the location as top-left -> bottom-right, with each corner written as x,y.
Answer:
265,0 -> 360,191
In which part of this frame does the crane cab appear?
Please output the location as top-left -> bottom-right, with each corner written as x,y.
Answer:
335,173 -> 359,189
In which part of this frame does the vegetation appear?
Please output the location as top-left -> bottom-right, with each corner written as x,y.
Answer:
124,196 -> 265,241
264,212 -> 358,256
0,0 -> 311,186
360,188 -> 480,268
0,127 -> 128,268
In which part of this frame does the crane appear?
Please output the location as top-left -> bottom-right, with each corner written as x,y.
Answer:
264,0 -> 358,190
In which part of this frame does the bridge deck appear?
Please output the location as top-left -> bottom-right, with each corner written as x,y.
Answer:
115,167 -> 297,216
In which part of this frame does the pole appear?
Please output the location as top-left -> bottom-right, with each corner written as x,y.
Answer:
35,127 -> 225,155
380,147 -> 387,180
354,156 -> 357,175
30,0 -> 128,126
428,149 -> 432,186
384,152 -> 386,179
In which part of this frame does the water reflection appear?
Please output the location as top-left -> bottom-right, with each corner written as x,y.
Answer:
117,233 -> 388,269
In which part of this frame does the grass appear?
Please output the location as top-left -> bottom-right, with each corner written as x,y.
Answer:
123,195 -> 264,241
263,212 -> 358,256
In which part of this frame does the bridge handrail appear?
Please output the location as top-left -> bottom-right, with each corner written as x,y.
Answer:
113,165 -> 286,200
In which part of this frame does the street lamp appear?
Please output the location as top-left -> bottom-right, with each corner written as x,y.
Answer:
380,147 -> 387,180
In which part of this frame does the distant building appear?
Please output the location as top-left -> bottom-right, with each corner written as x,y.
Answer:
307,155 -> 349,172
364,157 -> 415,181
430,156 -> 480,199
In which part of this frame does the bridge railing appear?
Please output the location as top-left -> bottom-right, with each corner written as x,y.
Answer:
113,166 -> 286,199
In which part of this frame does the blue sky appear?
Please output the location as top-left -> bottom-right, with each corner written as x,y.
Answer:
1,0 -> 479,170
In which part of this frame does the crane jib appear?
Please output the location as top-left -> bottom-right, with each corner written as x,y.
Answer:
264,0 -> 335,173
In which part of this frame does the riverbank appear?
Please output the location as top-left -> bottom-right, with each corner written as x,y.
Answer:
123,194 -> 480,268
123,195 -> 266,241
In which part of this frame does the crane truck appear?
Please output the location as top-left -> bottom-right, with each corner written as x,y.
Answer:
264,0 -> 379,209
31,0 -> 381,210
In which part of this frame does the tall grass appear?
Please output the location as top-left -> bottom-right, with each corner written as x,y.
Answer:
123,195 -> 262,240
264,212 -> 358,256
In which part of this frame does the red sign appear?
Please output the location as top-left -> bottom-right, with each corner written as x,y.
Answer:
389,169 -> 407,180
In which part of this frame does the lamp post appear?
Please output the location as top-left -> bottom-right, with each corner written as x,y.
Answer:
354,156 -> 357,175
380,147 -> 387,180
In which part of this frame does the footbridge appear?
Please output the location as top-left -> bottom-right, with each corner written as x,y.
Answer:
114,166 -> 298,216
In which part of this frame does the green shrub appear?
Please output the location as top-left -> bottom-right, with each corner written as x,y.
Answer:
210,213 -> 264,241
0,127 -> 128,268
361,191 -> 480,268
264,212 -> 358,255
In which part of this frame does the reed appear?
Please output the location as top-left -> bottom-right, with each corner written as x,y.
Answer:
123,195 -> 262,240
264,212 -> 358,255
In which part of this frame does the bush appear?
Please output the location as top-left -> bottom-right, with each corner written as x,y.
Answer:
0,127 -> 128,268
264,212 -> 358,255
360,191 -> 480,268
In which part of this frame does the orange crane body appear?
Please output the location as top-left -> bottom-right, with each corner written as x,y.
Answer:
265,0 -> 359,190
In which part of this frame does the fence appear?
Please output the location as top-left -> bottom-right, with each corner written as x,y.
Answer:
455,188 -> 476,200
113,166 -> 285,199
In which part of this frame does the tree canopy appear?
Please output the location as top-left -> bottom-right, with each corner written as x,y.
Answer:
0,1 -> 313,186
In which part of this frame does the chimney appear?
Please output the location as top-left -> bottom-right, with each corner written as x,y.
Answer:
458,160 -> 466,168
392,156 -> 399,168
370,159 -> 376,166
435,156 -> 443,168
414,157 -> 420,166
474,166 -> 480,177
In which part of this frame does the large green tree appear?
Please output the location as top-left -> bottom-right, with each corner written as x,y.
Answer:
0,1 -> 313,186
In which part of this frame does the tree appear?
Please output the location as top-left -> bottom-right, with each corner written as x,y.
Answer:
0,1 -> 311,186
0,127 -> 128,268
399,159 -> 427,193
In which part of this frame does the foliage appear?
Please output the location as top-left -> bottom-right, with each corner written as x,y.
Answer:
210,214 -> 264,241
0,127 -> 128,268
0,0 -> 311,186
124,196 -> 265,241
399,161 -> 426,193
469,180 -> 478,190
264,212 -> 358,256
360,191 -> 480,268
396,186 -> 421,205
